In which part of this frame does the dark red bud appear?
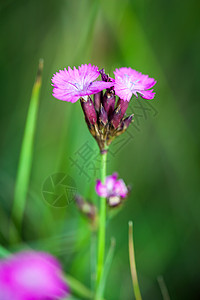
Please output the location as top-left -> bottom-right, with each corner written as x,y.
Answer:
111,106 -> 122,129
81,97 -> 97,125
123,114 -> 134,129
94,92 -> 102,112
102,91 -> 116,118
99,68 -> 109,82
99,105 -> 108,125
116,98 -> 129,116
111,98 -> 129,129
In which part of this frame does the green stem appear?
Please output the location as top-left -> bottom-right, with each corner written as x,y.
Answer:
128,221 -> 142,300
96,151 -> 107,289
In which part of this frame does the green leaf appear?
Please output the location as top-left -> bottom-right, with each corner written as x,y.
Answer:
0,245 -> 10,258
11,59 -> 43,240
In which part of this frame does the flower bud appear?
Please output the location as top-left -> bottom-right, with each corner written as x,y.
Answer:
99,105 -> 108,125
111,106 -> 122,129
123,114 -> 134,129
75,194 -> 96,221
81,97 -> 97,125
99,68 -> 109,82
116,98 -> 129,116
102,91 -> 115,118
94,91 -> 102,112
115,114 -> 134,137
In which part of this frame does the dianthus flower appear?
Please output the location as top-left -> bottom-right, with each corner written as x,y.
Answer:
0,251 -> 69,300
52,64 -> 113,102
51,65 -> 156,153
114,67 -> 156,101
96,173 -> 129,207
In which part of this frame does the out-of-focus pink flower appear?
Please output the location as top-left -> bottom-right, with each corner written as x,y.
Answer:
52,64 -> 113,102
114,67 -> 156,101
0,251 -> 69,300
96,173 -> 128,206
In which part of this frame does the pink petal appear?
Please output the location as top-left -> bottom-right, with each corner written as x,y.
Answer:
113,179 -> 128,198
113,67 -> 156,101
95,180 -> 108,197
139,89 -> 156,100
52,64 -> 112,103
88,81 -> 114,94
114,83 -> 132,101
105,173 -> 118,194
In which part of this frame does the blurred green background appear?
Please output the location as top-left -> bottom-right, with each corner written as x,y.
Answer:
0,0 -> 200,299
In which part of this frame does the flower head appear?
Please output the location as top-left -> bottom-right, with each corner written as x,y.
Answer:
96,173 -> 128,207
0,251 -> 69,300
52,64 -> 113,103
114,67 -> 156,101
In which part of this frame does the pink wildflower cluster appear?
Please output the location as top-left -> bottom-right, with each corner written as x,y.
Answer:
0,251 -> 69,300
96,173 -> 129,207
52,64 -> 156,103
51,64 -> 156,153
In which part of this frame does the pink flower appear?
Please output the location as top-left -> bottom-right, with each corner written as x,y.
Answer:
0,251 -> 69,300
96,173 -> 128,206
114,67 -> 156,101
52,64 -> 113,103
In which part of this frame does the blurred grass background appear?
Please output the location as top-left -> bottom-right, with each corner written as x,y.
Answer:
0,0 -> 200,299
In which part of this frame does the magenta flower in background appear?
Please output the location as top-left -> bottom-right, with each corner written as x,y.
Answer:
96,173 -> 128,206
0,251 -> 69,300
114,67 -> 156,101
52,64 -> 113,102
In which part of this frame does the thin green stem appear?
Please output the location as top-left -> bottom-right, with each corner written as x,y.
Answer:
96,151 -> 107,288
128,221 -> 142,300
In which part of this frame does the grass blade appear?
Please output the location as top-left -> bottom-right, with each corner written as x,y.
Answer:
11,59 -> 43,235
65,274 -> 94,299
157,275 -> 171,300
128,221 -> 142,300
95,237 -> 116,300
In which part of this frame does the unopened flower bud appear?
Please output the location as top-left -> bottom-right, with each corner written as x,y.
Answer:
99,105 -> 108,125
116,98 -> 129,116
123,114 -> 134,129
111,99 -> 129,129
102,91 -> 115,118
81,97 -> 97,125
111,106 -> 122,129
99,68 -> 110,82
94,92 -> 102,112
115,114 -> 134,137
75,194 -> 96,221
